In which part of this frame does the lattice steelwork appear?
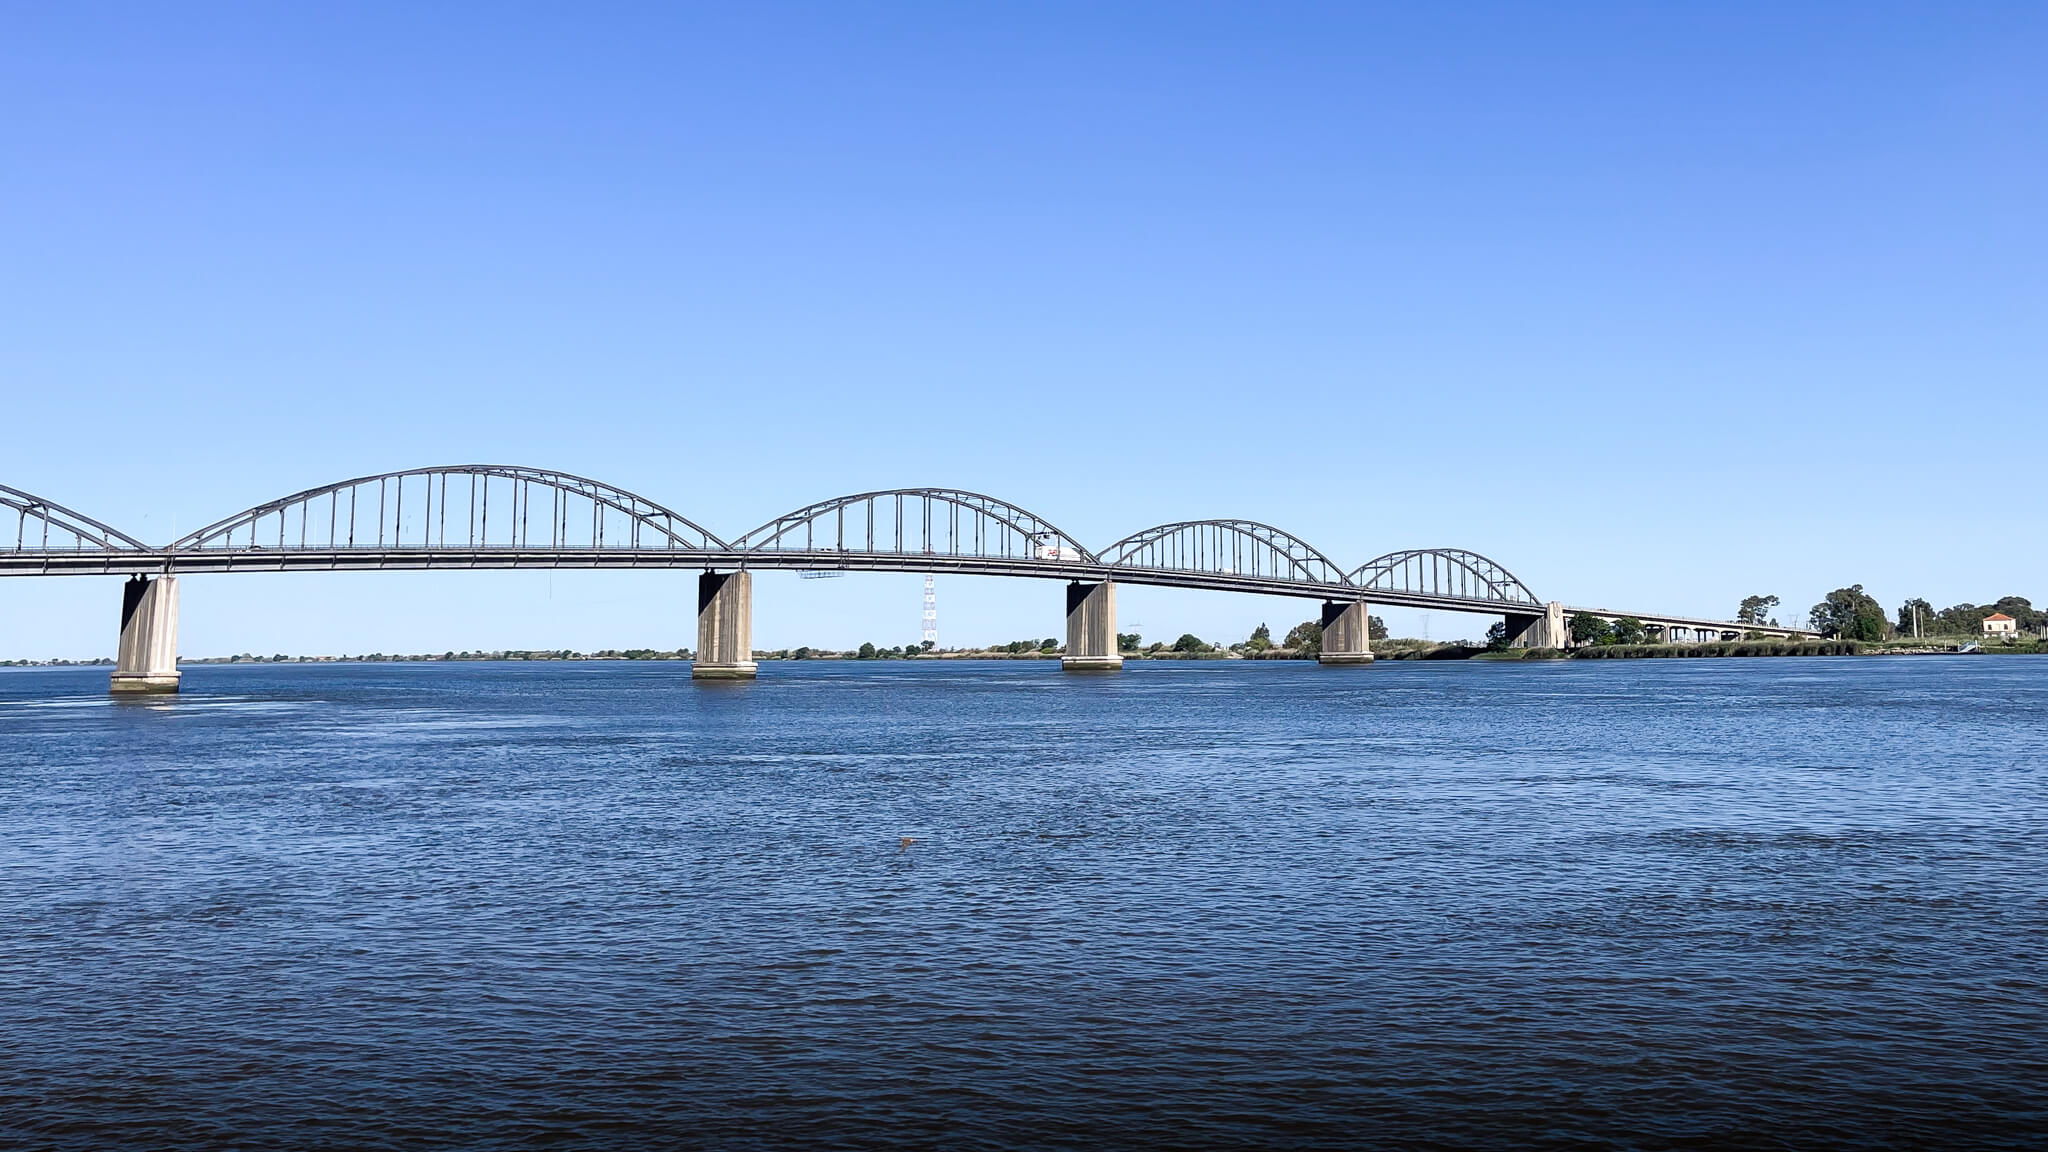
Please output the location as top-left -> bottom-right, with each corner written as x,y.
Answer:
168,466 -> 728,555
1102,520 -> 1349,588
734,489 -> 1096,563
1349,548 -> 1539,605
0,464 -> 1831,637
2,484 -> 149,554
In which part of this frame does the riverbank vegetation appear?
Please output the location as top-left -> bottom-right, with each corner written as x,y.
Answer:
1806,587 -> 2042,642
1574,640 -> 1865,659
83,589 -> 2044,666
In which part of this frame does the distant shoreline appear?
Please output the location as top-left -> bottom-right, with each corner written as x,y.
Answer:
7,637 -> 2040,668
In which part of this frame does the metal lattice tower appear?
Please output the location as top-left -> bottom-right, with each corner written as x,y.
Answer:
922,574 -> 937,648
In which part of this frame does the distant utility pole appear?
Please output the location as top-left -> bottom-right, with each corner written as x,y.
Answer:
922,574 -> 937,648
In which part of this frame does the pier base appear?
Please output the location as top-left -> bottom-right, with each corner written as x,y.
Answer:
1062,580 -> 1122,671
1505,600 -> 1567,649
110,574 -> 181,694
693,571 -> 757,680
1317,599 -> 1375,666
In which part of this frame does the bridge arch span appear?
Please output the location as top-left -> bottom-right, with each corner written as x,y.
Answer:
168,465 -> 729,555
1102,520 -> 1348,588
3,484 -> 150,554
1349,548 -> 1540,606
735,489 -> 1098,564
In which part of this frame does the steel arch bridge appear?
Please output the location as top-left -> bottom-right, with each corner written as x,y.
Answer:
0,464 -> 1810,639
3,484 -> 151,556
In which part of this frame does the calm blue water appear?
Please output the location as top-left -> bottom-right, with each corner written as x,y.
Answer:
1,657 -> 2044,1149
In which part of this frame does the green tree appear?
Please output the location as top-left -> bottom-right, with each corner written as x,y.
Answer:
1172,633 -> 1211,653
1483,621 -> 1512,651
1368,615 -> 1389,642
1282,619 -> 1323,656
1896,598 -> 1934,637
1736,595 -> 1780,625
1610,616 -> 1647,645
1245,622 -> 1273,652
1117,632 -> 1142,652
920,639 -> 935,652
857,642 -> 877,659
1569,613 -> 1611,645
1989,596 -> 2040,631
1039,637 -> 1059,652
1808,585 -> 1889,641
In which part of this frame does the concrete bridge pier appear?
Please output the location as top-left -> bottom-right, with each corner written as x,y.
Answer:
1317,600 -> 1375,665
1505,600 -> 1567,649
110,574 -> 180,694
1062,580 -> 1122,671
693,570 -> 757,680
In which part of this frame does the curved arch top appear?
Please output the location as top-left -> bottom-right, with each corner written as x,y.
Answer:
2,484 -> 150,552
1349,548 -> 1539,605
735,488 -> 1098,564
170,465 -> 730,553
1102,519 -> 1349,587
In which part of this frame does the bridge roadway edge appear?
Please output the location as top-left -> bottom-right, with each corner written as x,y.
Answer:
0,552 -> 1814,639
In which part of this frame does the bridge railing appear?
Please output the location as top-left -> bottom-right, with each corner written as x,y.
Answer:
166,466 -> 729,556
733,489 -> 1098,565
1101,520 -> 1350,591
1,469 -> 1577,617
2,484 -> 151,555
1349,548 -> 1541,606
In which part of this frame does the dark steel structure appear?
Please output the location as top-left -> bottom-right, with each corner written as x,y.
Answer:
3,483 -> 152,571
0,465 -> 1808,635
1350,548 -> 1540,607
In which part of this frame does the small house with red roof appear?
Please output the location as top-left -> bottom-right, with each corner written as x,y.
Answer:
1983,612 -> 2018,639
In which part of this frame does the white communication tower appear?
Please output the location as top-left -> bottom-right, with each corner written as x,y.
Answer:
922,574 -> 937,648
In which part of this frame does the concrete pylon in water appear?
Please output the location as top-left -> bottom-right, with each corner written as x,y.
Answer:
1317,599 -> 1375,666
1062,580 -> 1122,671
111,574 -> 181,694
693,570 -> 757,680
1504,601 -> 1567,649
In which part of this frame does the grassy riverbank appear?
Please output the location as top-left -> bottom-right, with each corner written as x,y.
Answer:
1571,640 -> 1865,658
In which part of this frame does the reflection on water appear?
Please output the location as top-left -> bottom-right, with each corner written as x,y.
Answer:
2,657 -> 2045,1149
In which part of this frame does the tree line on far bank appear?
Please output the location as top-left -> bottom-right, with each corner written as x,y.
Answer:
780,587 -> 2043,659
1805,586 -> 2040,641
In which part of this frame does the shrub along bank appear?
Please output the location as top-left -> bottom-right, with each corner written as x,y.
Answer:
1572,640 -> 1864,658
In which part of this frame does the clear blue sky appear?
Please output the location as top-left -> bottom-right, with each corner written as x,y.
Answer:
4,2 -> 2043,656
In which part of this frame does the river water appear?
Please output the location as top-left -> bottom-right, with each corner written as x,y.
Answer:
1,657 -> 2043,1149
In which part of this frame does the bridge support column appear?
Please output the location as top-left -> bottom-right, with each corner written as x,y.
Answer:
1062,581 -> 1122,671
110,574 -> 180,694
1505,600 -> 1566,649
693,571 -> 756,680
1317,600 -> 1374,665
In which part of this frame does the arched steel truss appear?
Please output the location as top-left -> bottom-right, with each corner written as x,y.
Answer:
735,489 -> 1097,564
1102,520 -> 1348,587
169,466 -> 729,556
2,484 -> 150,554
0,467 -> 1590,617
1349,548 -> 1539,606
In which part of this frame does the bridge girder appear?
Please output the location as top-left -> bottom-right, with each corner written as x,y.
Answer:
166,465 -> 730,556
3,468 -> 1834,637
1102,519 -> 1349,588
2,484 -> 150,555
733,488 -> 1099,565
1,468 -> 1575,620
1349,548 -> 1540,607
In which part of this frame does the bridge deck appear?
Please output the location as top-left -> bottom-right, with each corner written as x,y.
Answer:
0,546 -> 1811,637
